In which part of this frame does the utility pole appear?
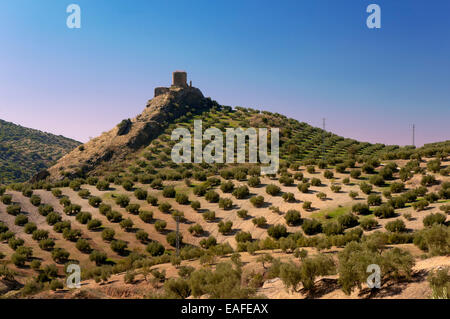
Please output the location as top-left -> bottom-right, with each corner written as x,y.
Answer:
322,118 -> 326,161
176,215 -> 180,257
412,124 -> 415,147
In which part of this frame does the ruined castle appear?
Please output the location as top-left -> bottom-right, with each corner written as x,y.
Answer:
154,71 -> 193,97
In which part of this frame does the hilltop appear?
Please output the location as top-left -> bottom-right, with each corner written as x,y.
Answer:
0,119 -> 80,184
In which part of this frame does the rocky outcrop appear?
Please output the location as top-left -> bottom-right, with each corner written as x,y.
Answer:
41,86 -> 214,181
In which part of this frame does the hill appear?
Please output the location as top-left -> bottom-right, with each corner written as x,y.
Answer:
0,75 -> 449,299
0,119 -> 80,184
41,82 -> 449,183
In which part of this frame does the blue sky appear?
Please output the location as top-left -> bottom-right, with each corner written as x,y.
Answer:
0,0 -> 449,146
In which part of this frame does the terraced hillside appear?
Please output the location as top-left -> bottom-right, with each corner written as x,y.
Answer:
0,119 -> 80,184
0,88 -> 449,299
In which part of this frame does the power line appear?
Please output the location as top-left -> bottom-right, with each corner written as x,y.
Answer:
412,124 -> 415,147
322,118 -> 326,161
176,215 -> 180,257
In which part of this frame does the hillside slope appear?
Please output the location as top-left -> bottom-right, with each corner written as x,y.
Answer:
43,84 -> 450,183
0,119 -> 80,184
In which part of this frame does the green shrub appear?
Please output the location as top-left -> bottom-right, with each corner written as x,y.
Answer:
98,203 -> 111,215
62,228 -> 82,242
166,231 -> 182,247
247,176 -> 260,187
1,194 -> 12,205
119,218 -> 134,231
24,222 -> 37,234
412,199 -> 429,211
427,267 -> 450,299
202,210 -> 216,222
374,203 -> 396,218
369,174 -> 385,187
232,185 -> 250,199
101,228 -> 115,241
159,202 -> 172,213
134,188 -> 148,200
126,203 -> 140,214
39,238 -> 55,251
53,220 -> 71,233
323,170 -> 334,179
218,221 -> 233,235
285,210 -> 301,226
367,194 -> 382,206
349,191 -> 358,199
89,250 -> 107,265
7,204 -> 21,216
87,218 -> 102,230
359,217 -> 379,230
136,230 -> 149,242
76,211 -> 92,224
122,179 -> 134,191
139,210 -> 153,223
162,186 -> 176,198
154,220 -> 167,232
110,240 -> 128,255
252,216 -> 267,228
205,190 -> 220,203
147,241 -> 165,256
338,213 -> 359,229
188,224 -> 204,236
235,231 -> 252,243
421,175 -> 436,186
30,195 -> 41,206
297,182 -> 310,193
385,219 -> 406,232
237,209 -> 249,219
147,195 -> 158,206
76,239 -> 91,253
88,196 -> 102,207
115,194 -> 130,207
96,180 -> 110,191
302,201 -> 312,211
220,181 -> 235,193
32,229 -> 49,241
423,213 -> 446,227
64,203 -> 81,215
9,237 -> 25,250
51,248 -> 70,263
250,195 -> 264,208
282,192 -> 295,202
359,182 -> 372,195
301,219 -> 322,235
350,169 -> 361,179
190,200 -> 201,210
390,182 -> 405,193
175,193 -> 189,205
219,197 -> 233,210
46,212 -> 62,225
439,205 -> 450,214
78,189 -> 90,198
106,210 -> 122,222
352,203 -> 370,215
323,221 -> 344,235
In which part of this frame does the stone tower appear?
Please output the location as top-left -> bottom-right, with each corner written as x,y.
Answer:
172,71 -> 187,88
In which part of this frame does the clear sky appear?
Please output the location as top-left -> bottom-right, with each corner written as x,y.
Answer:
0,0 -> 449,146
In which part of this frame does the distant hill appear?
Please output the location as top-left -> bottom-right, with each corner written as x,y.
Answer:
0,119 -> 80,183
